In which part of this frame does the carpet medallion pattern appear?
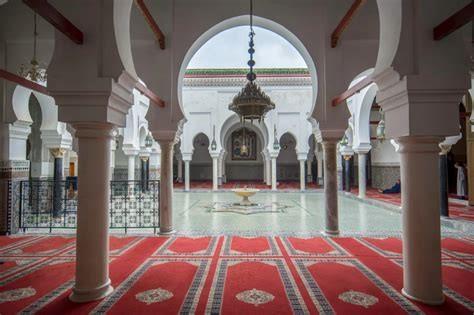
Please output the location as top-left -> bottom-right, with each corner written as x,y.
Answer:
0,234 -> 472,314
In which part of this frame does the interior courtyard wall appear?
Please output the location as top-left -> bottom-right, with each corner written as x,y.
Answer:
180,72 -> 313,181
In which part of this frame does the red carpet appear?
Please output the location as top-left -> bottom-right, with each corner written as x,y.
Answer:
351,188 -> 474,223
0,235 -> 473,314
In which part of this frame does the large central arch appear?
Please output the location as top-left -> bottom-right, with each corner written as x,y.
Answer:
177,15 -> 318,116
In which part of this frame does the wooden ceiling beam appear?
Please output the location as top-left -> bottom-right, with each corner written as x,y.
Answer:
433,2 -> 474,41
0,69 -> 50,95
332,75 -> 373,107
23,0 -> 83,45
331,0 -> 367,48
134,0 -> 165,49
136,82 -> 165,107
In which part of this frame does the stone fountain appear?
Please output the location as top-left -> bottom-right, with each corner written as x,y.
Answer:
231,188 -> 260,206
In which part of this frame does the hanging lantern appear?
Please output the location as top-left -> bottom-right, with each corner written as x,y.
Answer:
211,125 -> 217,151
376,108 -> 385,141
273,125 -> 280,151
19,13 -> 47,83
145,132 -> 153,148
228,0 -> 275,124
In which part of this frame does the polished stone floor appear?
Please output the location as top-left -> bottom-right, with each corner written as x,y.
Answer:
171,191 -> 463,236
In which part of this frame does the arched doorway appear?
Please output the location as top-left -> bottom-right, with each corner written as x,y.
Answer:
277,132 -> 298,183
190,133 -> 212,181
225,126 -> 264,181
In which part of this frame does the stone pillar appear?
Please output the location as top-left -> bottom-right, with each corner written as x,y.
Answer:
211,154 -> 219,191
50,148 -> 66,218
398,136 -> 444,305
343,155 -> 352,192
69,123 -> 114,303
184,160 -> 191,191
439,151 -> 449,217
322,140 -> 339,235
357,153 -> 368,198
306,159 -> 312,183
217,153 -> 224,186
140,156 -> 149,192
158,139 -> 175,234
266,158 -> 271,186
317,155 -> 324,185
110,138 -> 116,179
299,159 -> 306,191
127,155 -> 136,181
177,157 -> 183,183
271,155 -> 278,191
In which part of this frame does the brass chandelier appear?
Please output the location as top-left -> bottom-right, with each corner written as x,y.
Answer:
19,13 -> 47,83
228,0 -> 275,124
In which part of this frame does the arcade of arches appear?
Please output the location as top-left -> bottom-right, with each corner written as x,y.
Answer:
0,0 -> 473,313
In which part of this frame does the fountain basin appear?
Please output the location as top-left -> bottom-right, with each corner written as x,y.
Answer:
232,188 -> 260,206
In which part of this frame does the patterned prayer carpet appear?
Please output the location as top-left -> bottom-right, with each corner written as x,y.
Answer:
0,234 -> 473,314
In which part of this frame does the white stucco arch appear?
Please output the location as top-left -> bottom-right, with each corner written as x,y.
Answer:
346,69 -> 377,151
177,15 -> 318,115
374,0 -> 402,75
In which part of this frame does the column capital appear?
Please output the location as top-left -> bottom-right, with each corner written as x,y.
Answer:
353,143 -> 372,154
50,148 -> 67,158
396,136 -> 443,154
373,67 -> 469,139
72,123 -> 115,139
181,152 -> 193,161
152,130 -> 176,144
49,71 -> 137,128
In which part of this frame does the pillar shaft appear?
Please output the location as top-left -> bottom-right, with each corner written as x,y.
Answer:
343,156 -> 351,192
159,140 -> 174,234
271,157 -> 277,190
127,155 -> 135,181
266,158 -> 271,186
184,160 -> 190,191
358,153 -> 367,198
212,156 -> 218,191
323,140 -> 339,235
398,136 -> 444,305
299,159 -> 306,191
69,123 -> 114,303
439,153 -> 449,216
317,157 -> 323,185
177,158 -> 183,183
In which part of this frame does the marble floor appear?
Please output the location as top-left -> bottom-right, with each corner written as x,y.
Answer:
169,191 -> 466,236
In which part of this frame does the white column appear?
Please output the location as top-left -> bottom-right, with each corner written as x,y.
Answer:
323,139 -> 339,235
299,159 -> 306,191
184,160 -> 191,191
69,123 -> 114,303
306,159 -> 312,183
357,152 -> 367,198
211,154 -> 218,191
158,139 -> 174,234
177,158 -> 183,183
271,156 -> 277,190
266,158 -> 271,186
317,156 -> 323,185
398,136 -> 444,305
127,155 -> 135,181
110,139 -> 116,179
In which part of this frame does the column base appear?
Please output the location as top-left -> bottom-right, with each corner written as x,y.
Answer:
324,230 -> 340,236
159,228 -> 176,235
401,288 -> 445,306
69,279 -> 113,303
